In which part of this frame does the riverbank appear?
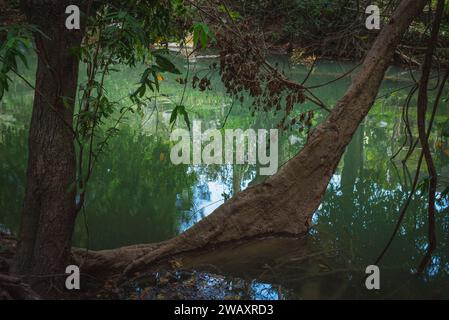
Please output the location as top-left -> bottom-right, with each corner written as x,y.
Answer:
0,230 -> 295,300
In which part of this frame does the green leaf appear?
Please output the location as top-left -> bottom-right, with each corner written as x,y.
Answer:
169,106 -> 179,125
140,68 -> 151,84
169,105 -> 191,130
138,84 -> 146,97
152,70 -> 160,91
182,108 -> 191,131
154,53 -> 181,74
193,22 -> 215,49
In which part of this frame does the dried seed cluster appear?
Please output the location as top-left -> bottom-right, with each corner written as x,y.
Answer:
215,22 -> 310,130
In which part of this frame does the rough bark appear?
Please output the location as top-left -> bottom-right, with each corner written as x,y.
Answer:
12,0 -> 85,288
74,0 -> 429,279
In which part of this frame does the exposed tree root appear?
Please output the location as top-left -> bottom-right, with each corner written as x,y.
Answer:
0,273 -> 40,300
416,0 -> 445,274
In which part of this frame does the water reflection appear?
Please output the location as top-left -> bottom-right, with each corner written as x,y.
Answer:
115,270 -> 283,300
72,128 -> 198,249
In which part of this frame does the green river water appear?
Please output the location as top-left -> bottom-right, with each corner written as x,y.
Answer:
1,53 -> 448,299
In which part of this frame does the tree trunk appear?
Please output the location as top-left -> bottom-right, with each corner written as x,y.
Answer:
12,0 -> 85,290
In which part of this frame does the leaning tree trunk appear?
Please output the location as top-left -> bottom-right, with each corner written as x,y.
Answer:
76,0 -> 428,278
12,0 -> 85,289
